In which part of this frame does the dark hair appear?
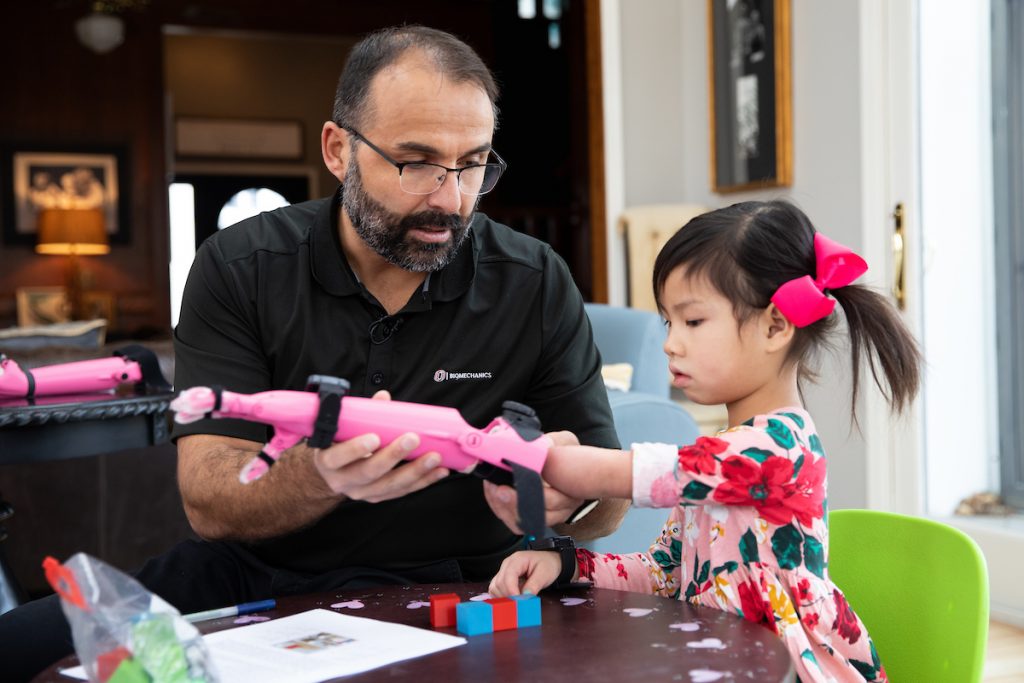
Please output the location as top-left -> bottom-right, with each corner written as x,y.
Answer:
652,200 -> 922,417
332,25 -> 500,131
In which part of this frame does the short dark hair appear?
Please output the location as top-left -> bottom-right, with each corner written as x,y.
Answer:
653,200 -> 922,418
332,25 -> 500,131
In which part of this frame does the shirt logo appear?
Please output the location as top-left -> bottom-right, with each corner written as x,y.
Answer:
434,368 -> 493,382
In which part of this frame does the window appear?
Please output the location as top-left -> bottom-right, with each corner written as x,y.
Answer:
993,0 -> 1024,508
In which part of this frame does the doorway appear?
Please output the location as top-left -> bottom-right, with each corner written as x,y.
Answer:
172,172 -> 310,249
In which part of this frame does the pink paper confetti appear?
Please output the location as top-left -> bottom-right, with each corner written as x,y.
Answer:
232,615 -> 270,625
330,600 -> 365,609
669,622 -> 701,632
560,597 -> 587,606
405,601 -> 431,609
623,607 -> 654,617
686,638 -> 726,650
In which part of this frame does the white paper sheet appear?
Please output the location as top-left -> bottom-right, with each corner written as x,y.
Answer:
60,608 -> 466,682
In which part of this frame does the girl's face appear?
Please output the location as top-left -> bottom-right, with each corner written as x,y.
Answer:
659,266 -> 786,417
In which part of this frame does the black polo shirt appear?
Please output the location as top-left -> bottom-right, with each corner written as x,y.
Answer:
173,188 -> 618,579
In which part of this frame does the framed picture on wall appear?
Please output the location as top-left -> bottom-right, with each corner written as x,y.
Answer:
15,286 -> 70,327
0,144 -> 130,247
707,0 -> 793,193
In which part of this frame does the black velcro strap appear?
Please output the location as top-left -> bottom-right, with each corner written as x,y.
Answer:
204,385 -> 224,420
505,460 -> 546,543
308,392 -> 341,449
257,451 -> 277,469
24,368 -> 36,400
113,345 -> 172,392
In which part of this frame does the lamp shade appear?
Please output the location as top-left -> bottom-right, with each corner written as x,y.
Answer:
36,208 -> 111,255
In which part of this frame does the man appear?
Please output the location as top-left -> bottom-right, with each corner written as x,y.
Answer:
0,26 -> 626,680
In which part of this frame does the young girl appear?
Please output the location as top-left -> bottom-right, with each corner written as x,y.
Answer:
489,201 -> 921,683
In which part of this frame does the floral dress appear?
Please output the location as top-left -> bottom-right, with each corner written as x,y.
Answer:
576,408 -> 886,683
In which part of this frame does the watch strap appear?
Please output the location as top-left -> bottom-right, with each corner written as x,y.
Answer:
529,535 -> 577,588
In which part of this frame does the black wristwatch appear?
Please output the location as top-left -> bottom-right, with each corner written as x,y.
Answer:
528,535 -> 577,588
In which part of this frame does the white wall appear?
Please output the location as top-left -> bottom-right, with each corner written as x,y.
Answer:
608,0 -> 869,508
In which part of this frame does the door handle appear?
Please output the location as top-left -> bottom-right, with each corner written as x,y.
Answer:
892,203 -> 906,310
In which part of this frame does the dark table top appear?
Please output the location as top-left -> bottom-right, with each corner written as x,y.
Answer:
37,582 -> 795,683
0,389 -> 173,464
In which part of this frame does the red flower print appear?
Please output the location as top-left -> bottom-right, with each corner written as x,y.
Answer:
712,455 -> 795,525
831,589 -> 862,644
678,437 -> 728,475
616,562 -> 628,580
576,548 -> 597,581
795,578 -> 813,603
784,448 -> 827,526
802,611 -> 820,628
737,577 -> 778,634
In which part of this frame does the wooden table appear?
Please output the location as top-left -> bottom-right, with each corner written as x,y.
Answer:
37,582 -> 795,682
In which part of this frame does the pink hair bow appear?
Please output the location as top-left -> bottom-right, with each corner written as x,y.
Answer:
770,233 -> 868,327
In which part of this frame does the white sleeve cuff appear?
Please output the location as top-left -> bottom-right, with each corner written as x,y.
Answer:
630,442 -> 679,508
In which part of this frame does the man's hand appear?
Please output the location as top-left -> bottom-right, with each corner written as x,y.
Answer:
482,480 -> 582,534
313,390 -> 450,503
482,429 -> 582,533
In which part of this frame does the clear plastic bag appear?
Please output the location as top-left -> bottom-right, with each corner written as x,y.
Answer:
44,553 -> 218,683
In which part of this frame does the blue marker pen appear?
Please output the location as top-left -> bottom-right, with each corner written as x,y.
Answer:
184,598 -> 276,623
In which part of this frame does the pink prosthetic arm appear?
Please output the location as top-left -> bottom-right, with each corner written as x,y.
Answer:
0,345 -> 171,399
170,376 -> 552,540
170,376 -> 552,485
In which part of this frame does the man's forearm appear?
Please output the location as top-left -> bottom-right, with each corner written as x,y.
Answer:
552,497 -> 631,540
177,435 -> 342,541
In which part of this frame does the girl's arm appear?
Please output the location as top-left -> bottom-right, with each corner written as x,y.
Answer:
518,413 -> 825,598
541,445 -> 633,499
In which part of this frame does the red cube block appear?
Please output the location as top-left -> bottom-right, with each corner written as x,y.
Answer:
486,597 -> 518,631
430,593 -> 461,628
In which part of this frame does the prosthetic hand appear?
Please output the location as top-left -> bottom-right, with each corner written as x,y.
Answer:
0,345 -> 171,399
170,375 -> 552,485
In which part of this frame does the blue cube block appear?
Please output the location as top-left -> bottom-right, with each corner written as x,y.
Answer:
511,594 -> 541,628
456,601 -> 493,636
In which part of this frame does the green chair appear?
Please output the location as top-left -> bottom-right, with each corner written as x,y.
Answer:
828,509 -> 989,682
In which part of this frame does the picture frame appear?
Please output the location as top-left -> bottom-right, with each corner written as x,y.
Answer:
1,143 -> 130,247
15,286 -> 70,327
707,0 -> 793,193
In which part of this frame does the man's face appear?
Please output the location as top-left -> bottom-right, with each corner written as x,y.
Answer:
337,53 -> 496,272
342,155 -> 474,272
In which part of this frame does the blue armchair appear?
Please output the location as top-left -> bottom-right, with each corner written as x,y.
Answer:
583,303 -> 699,553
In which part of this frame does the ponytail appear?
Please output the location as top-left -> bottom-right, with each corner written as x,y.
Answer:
830,284 -> 922,415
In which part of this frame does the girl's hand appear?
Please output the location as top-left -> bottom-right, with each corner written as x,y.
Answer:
488,550 -> 564,597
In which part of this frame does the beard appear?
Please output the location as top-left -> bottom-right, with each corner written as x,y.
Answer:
341,158 -> 474,272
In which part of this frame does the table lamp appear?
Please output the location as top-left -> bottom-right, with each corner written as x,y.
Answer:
35,208 -> 110,321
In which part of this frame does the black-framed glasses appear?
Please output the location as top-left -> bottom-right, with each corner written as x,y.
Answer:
347,128 -> 507,196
